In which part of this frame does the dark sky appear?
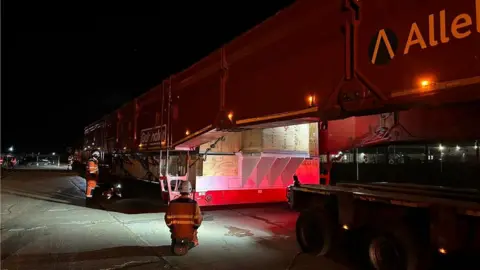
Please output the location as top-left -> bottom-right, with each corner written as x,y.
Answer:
2,1 -> 295,153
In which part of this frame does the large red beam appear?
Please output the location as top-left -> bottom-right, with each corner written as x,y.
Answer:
169,51 -> 222,147
351,0 -> 480,114
325,102 -> 480,152
85,0 -> 480,150
225,0 -> 345,124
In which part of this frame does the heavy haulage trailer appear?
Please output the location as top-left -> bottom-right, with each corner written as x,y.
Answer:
84,0 -> 479,267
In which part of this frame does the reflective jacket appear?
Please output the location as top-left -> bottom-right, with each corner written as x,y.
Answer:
165,197 -> 203,240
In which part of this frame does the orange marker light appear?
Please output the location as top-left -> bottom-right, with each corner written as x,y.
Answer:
307,95 -> 315,107
421,80 -> 430,87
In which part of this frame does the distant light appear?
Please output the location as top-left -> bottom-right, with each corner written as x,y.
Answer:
8,146 -> 14,152
438,144 -> 444,151
342,224 -> 350,230
123,146 -> 127,150
456,145 -> 460,151
185,130 -> 190,136
421,80 -> 431,87
139,144 -> 143,148
438,248 -> 447,254
227,112 -> 233,121
307,95 -> 315,107
52,152 -> 56,156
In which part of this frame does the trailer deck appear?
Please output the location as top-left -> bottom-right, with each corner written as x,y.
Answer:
293,183 -> 480,214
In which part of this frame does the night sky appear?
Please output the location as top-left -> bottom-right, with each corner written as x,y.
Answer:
2,1 -> 295,153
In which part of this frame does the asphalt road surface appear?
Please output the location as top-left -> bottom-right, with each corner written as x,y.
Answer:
0,171 -> 351,270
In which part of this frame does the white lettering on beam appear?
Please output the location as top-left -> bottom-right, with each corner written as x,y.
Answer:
140,126 -> 166,146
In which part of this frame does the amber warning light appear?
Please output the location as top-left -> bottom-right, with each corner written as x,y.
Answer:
418,78 -> 436,91
421,80 -> 431,87
307,95 -> 316,107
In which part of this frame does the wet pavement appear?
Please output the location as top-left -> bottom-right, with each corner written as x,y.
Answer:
1,171 -> 350,270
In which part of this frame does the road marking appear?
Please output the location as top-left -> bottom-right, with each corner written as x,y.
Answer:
7,226 -> 47,232
100,259 -> 162,270
47,208 -> 70,212
8,228 -> 25,232
27,226 -> 47,231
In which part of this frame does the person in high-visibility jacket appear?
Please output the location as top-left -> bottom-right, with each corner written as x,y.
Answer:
85,151 -> 100,199
165,181 -> 203,247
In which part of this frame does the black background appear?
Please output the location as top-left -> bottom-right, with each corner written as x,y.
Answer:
2,1 -> 294,153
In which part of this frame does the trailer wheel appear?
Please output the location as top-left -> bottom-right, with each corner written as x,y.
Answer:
296,209 -> 335,256
368,226 -> 419,270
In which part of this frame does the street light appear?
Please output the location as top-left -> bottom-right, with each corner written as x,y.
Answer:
8,146 -> 14,152
52,152 -> 56,156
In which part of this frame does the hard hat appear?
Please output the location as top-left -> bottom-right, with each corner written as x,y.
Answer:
92,151 -> 100,158
179,181 -> 192,194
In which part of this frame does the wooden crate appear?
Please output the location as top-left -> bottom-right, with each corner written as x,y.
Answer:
308,123 -> 319,156
198,123 -> 318,178
241,129 -> 263,152
199,132 -> 242,153
241,123 -> 311,153
199,123 -> 318,155
202,155 -> 238,176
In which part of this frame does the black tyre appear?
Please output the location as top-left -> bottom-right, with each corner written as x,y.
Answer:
296,208 -> 335,256
172,244 -> 189,256
368,226 -> 421,270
